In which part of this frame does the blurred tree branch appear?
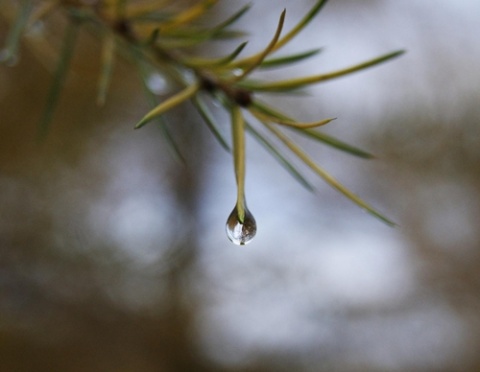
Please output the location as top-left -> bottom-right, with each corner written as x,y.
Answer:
1,0 -> 404,244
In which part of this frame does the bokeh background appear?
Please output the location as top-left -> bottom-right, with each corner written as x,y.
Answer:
2,0 -> 480,370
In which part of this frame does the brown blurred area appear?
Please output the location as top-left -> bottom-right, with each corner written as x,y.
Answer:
0,7 -> 214,370
3,1 -> 480,371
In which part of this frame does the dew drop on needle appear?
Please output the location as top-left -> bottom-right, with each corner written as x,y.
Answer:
225,205 -> 257,245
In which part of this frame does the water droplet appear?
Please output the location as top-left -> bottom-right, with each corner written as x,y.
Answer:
146,73 -> 168,95
232,68 -> 244,77
225,205 -> 257,245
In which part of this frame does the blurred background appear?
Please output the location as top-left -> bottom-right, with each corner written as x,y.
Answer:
2,0 -> 480,370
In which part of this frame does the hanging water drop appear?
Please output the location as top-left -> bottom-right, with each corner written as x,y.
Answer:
225,205 -> 257,245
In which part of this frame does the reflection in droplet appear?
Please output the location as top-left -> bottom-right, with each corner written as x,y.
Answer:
225,205 -> 257,245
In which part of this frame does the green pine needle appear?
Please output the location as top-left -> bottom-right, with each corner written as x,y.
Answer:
265,123 -> 395,226
240,50 -> 406,92
295,128 -> 374,159
252,100 -> 373,158
135,83 -> 199,129
192,95 -> 231,152
231,105 -> 246,222
134,58 -> 186,164
0,0 -> 34,64
246,121 -> 314,192
38,20 -> 79,139
97,33 -> 116,106
260,48 -> 323,69
182,41 -> 248,67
